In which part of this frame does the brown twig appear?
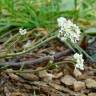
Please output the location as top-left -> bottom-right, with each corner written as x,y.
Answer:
0,49 -> 72,68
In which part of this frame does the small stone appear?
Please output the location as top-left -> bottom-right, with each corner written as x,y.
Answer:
54,72 -> 63,79
49,82 -> 64,90
77,73 -> 88,80
39,70 -> 48,78
43,73 -> 54,81
61,75 -> 76,86
88,93 -> 96,96
73,68 -> 82,78
7,72 -> 24,82
73,81 -> 85,91
79,94 -> 87,96
85,79 -> 96,89
19,73 -> 39,81
39,70 -> 54,81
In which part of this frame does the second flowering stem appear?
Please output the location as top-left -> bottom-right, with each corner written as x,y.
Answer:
0,35 -> 57,58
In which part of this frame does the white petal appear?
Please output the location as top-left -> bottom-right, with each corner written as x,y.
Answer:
19,28 -> 27,35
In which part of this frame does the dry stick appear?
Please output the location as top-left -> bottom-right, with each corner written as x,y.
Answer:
0,49 -> 72,68
6,60 -> 75,73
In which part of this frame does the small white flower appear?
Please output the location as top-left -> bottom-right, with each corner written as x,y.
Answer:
73,53 -> 84,70
57,17 -> 81,43
19,28 -> 27,35
57,17 -> 66,27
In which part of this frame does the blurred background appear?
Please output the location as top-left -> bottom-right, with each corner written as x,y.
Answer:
0,0 -> 96,36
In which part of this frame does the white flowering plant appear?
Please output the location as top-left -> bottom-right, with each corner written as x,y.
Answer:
0,16 -> 93,70
57,17 -> 93,70
19,28 -> 27,35
57,17 -> 81,44
73,53 -> 84,70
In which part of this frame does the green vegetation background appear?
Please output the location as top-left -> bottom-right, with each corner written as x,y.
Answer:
0,0 -> 96,35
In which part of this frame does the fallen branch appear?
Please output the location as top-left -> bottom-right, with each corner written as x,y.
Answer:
0,49 -> 72,68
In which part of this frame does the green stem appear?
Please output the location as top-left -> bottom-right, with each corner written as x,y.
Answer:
3,33 -> 19,47
73,43 -> 93,61
64,39 -> 75,52
74,0 -> 77,10
74,0 -> 79,21
85,31 -> 96,35
54,60 -> 75,65
6,35 -> 21,50
0,35 -> 56,58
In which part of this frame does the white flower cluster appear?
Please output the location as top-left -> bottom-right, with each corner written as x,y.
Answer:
73,53 -> 84,70
19,28 -> 27,35
57,17 -> 81,43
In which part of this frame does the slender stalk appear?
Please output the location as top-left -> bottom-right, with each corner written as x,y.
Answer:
0,35 -> 57,58
74,0 -> 79,21
85,31 -> 96,35
6,35 -> 21,50
74,0 -> 77,10
73,43 -> 94,61
64,40 -> 75,52
0,49 -> 72,68
3,33 -> 19,47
